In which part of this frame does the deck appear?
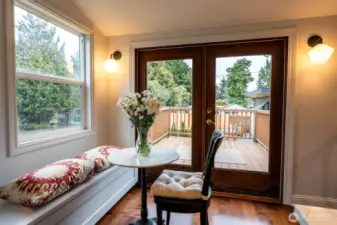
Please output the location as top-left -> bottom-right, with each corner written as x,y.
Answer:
153,136 -> 269,172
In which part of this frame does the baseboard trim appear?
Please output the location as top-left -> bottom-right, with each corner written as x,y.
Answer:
293,194 -> 337,209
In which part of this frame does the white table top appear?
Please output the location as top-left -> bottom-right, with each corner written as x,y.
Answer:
108,147 -> 180,168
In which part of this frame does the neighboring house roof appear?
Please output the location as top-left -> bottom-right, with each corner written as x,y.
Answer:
252,100 -> 270,110
246,88 -> 271,98
221,104 -> 247,110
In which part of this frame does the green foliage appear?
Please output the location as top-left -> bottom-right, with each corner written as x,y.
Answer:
216,76 -> 228,100
15,12 -> 81,129
179,120 -> 190,137
16,79 -> 80,124
147,61 -> 191,107
171,123 -> 177,133
257,55 -> 271,89
71,51 -> 81,79
215,100 -> 228,106
162,60 -> 192,93
226,58 -> 254,106
19,123 -> 51,131
170,85 -> 190,106
16,14 -> 69,77
180,120 -> 186,133
170,121 -> 191,137
147,80 -> 171,103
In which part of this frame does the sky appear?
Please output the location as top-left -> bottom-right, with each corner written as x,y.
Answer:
216,55 -> 268,91
14,5 -> 79,62
185,55 -> 269,91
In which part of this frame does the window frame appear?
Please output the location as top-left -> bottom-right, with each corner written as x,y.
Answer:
5,0 -> 94,155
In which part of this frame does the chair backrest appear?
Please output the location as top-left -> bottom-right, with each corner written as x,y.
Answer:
201,130 -> 224,197
203,130 -> 220,175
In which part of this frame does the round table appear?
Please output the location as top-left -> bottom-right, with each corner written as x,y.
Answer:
108,147 -> 179,225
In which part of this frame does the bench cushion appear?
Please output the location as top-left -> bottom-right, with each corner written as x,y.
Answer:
0,166 -> 136,225
0,159 -> 94,207
76,146 -> 122,172
151,170 -> 205,200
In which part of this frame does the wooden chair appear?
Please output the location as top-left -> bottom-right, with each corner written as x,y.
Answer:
151,130 -> 224,225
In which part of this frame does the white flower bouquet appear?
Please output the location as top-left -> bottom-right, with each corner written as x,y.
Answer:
117,90 -> 161,156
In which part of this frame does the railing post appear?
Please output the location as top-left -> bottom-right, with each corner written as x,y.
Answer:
252,110 -> 256,139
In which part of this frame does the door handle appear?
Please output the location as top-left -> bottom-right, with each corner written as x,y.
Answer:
206,119 -> 215,125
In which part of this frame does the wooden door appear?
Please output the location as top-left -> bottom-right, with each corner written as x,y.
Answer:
136,47 -> 204,183
205,38 -> 288,201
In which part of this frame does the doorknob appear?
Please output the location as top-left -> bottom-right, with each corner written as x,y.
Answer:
206,119 -> 215,125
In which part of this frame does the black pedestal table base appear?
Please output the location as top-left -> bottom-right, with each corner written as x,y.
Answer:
129,168 -> 165,225
129,218 -> 158,225
107,148 -> 178,225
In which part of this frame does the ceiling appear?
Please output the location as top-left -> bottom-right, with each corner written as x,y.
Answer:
71,0 -> 337,37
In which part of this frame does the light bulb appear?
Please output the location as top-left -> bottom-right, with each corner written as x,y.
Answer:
104,58 -> 119,73
308,43 -> 334,65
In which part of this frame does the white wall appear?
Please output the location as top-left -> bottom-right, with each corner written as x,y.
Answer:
0,0 -> 109,185
107,16 -> 337,205
293,16 -> 337,205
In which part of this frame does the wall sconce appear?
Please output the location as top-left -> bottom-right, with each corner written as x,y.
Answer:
308,35 -> 334,65
104,50 -> 122,73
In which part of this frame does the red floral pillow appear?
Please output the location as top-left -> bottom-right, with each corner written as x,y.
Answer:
0,159 -> 94,207
76,146 -> 122,172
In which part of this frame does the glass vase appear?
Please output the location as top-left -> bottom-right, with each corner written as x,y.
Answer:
136,128 -> 152,157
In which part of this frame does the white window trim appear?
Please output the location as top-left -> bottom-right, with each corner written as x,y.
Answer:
5,0 -> 95,156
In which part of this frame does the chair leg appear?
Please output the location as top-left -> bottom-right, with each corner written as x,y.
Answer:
166,211 -> 171,225
156,205 -> 163,225
200,208 -> 209,225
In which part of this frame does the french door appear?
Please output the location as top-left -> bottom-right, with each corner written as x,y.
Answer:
205,38 -> 288,201
136,37 -> 288,201
136,47 -> 204,183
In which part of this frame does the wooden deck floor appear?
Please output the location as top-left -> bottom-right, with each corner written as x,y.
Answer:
97,188 -> 296,225
154,136 -> 269,172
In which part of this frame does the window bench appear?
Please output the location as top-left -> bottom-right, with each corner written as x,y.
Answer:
0,166 -> 137,225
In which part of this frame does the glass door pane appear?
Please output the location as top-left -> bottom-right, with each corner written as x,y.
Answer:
146,59 -> 193,166
214,55 -> 271,172
137,47 -> 203,184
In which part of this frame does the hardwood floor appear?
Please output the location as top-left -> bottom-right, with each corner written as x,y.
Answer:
97,188 -> 296,225
154,136 -> 269,172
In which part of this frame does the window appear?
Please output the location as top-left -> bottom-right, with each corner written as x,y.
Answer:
8,1 -> 93,152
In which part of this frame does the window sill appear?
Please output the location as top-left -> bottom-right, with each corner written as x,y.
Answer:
10,129 -> 95,156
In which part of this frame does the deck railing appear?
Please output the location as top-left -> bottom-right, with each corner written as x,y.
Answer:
169,107 -> 192,137
215,109 -> 255,139
168,108 -> 256,139
150,107 -> 270,147
254,110 -> 270,149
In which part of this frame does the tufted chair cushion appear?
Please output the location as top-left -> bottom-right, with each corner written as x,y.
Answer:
151,170 -> 209,200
